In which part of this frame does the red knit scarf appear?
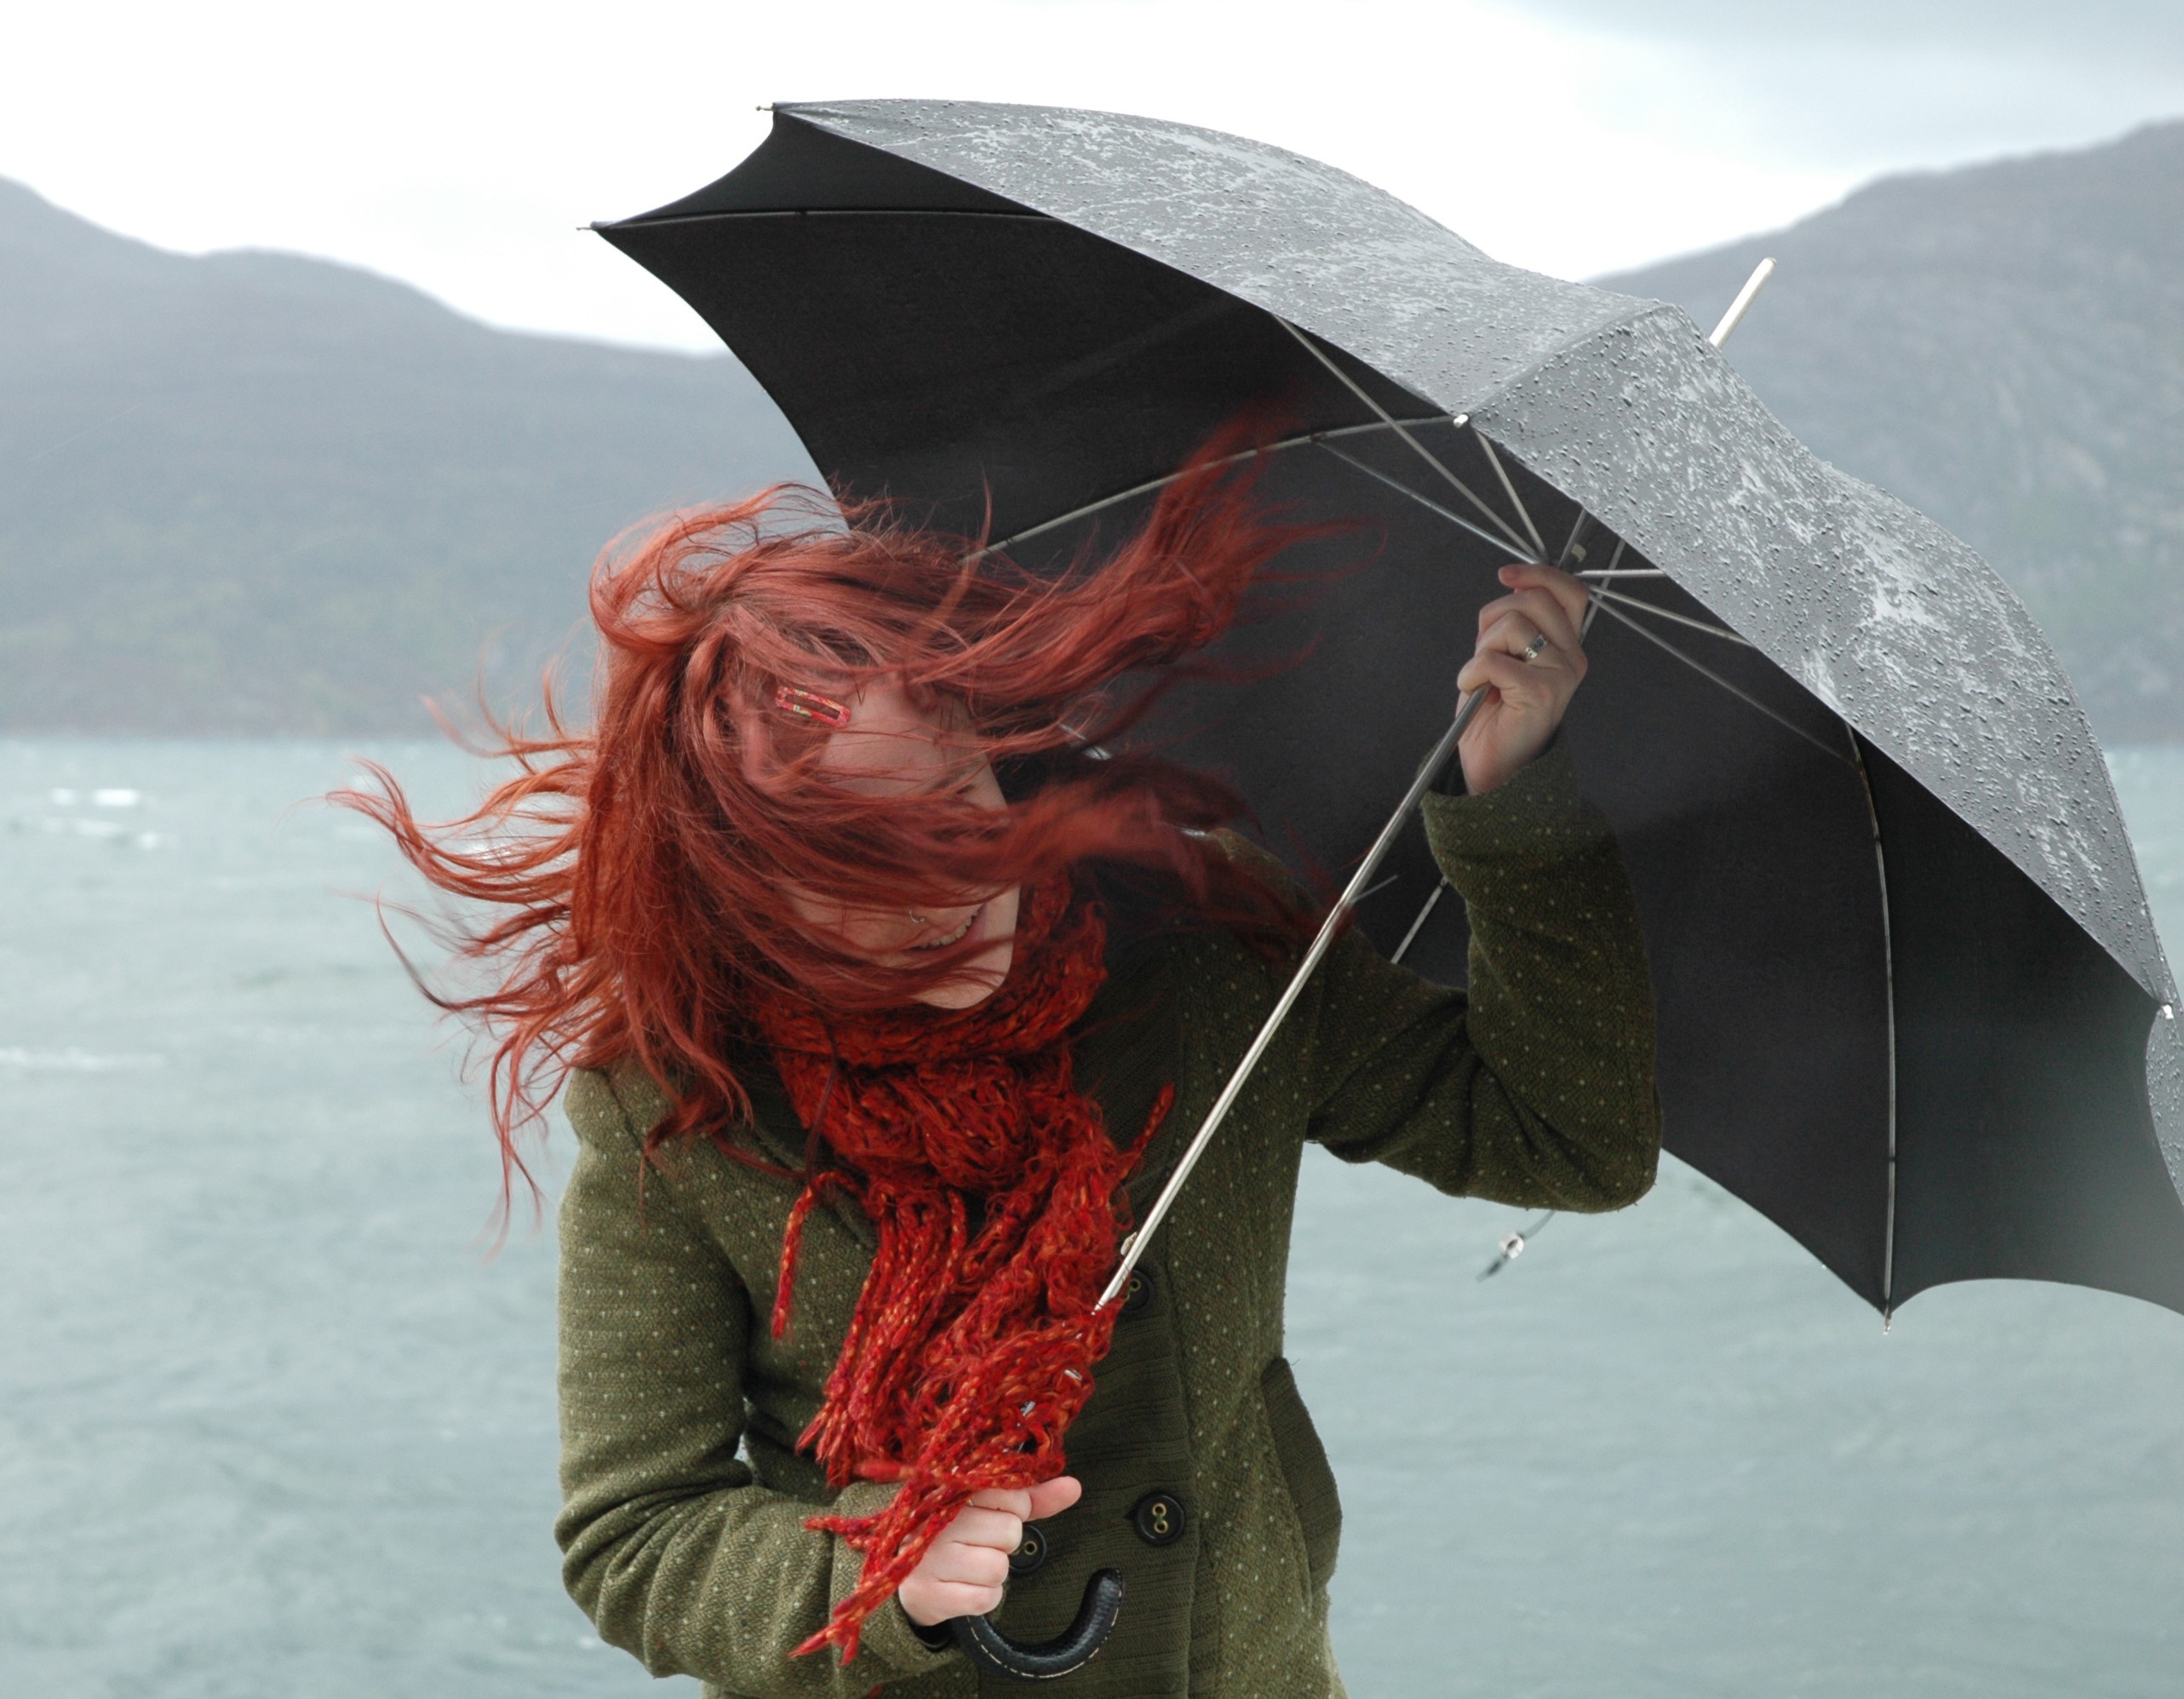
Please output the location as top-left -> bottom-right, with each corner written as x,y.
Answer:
754,878 -> 1172,1663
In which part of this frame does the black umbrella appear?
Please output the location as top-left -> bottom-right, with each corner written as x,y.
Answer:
596,100 -> 2184,1675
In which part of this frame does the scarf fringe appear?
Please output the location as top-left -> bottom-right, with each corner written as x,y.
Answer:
752,881 -> 1175,1664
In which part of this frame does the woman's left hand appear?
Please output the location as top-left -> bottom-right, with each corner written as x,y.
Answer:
1457,562 -> 1591,795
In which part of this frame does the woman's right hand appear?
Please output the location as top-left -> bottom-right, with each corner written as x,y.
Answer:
897,1476 -> 1084,1627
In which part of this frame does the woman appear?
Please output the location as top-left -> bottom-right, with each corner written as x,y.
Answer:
352,449 -> 1659,1697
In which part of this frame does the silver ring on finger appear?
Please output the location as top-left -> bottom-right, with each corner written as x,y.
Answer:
1520,631 -> 1549,663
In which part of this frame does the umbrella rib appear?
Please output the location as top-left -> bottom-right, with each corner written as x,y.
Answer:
1844,733 -> 1902,1325
970,416 -> 1447,560
1585,583 -> 1756,647
1471,428 -> 1549,562
1314,441 -> 1531,556
1390,878 -> 1448,965
1579,538 -> 1623,640
1583,594 -> 1849,766
1273,318 -> 1538,558
1355,871 -> 1403,907
1556,508 -> 1591,571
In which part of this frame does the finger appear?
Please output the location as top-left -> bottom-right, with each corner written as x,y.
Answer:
1475,585 -> 1582,658
1455,657 -> 1499,703
1460,650 -> 1564,709
1497,584 -> 1585,656
1458,648 -> 1522,701
1498,561 -> 1592,630
1477,611 -> 1562,674
1460,639 -> 1564,696
926,1541 -> 1013,1589
1025,1476 -> 1083,1520
966,1487 -> 1034,1520
1479,609 -> 1541,663
1465,614 -> 1578,697
943,1507 -> 1029,1552
1477,612 -> 1587,686
908,1579 -> 1006,1622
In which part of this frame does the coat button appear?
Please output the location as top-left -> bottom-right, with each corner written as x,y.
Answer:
1008,1524 -> 1050,1576
1121,1268 -> 1155,1316
1131,1490 -> 1186,1547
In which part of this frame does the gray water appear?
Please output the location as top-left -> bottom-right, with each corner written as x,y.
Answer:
3,738 -> 2180,1698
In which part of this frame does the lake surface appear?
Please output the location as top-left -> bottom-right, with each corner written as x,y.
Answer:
3,739 -> 2180,1697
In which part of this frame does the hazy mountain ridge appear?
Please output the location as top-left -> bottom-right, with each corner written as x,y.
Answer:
1602,119 -> 2184,741
0,178 -> 813,733
3,121 -> 2181,738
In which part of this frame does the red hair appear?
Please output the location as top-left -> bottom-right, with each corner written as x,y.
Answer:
340,432 -> 1321,1202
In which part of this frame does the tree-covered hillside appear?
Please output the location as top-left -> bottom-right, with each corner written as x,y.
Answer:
1603,120 -> 2184,742
0,179 -> 811,733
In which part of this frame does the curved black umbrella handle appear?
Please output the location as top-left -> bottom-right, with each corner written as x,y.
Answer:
947,1569 -> 1124,1681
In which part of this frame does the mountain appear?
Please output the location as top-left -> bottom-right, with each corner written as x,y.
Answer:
0,179 -> 813,734
6,121 -> 2182,739
1601,120 -> 2184,743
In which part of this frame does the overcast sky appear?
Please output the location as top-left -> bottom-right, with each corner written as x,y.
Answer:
9,0 -> 2182,351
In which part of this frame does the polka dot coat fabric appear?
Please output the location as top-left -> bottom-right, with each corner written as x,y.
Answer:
553,742 -> 1661,1697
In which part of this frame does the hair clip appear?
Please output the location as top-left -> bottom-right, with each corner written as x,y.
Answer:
773,685 -> 852,729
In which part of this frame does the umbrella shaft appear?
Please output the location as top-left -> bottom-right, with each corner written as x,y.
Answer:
1098,692 -> 1482,1310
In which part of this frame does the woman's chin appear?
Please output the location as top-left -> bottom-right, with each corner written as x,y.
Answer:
918,939 -> 1014,1008
920,977 -> 995,1011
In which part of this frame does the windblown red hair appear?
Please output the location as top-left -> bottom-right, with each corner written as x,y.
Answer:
340,430 -> 1321,1199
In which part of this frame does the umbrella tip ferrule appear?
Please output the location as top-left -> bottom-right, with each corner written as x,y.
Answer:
1708,256 -> 1778,348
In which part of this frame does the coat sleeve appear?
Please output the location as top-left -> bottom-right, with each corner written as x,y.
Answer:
553,1069 -> 960,1695
1302,740 -> 1661,1210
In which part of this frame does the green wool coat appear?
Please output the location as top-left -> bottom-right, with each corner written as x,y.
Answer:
555,743 -> 1662,1698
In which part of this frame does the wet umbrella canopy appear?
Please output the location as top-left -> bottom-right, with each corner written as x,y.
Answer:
597,101 -> 2184,1327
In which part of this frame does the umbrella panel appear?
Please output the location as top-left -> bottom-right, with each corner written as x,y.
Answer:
1869,743 -> 2184,1311
604,212 -> 1425,544
1560,598 -> 1895,1305
639,113 -> 1031,220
